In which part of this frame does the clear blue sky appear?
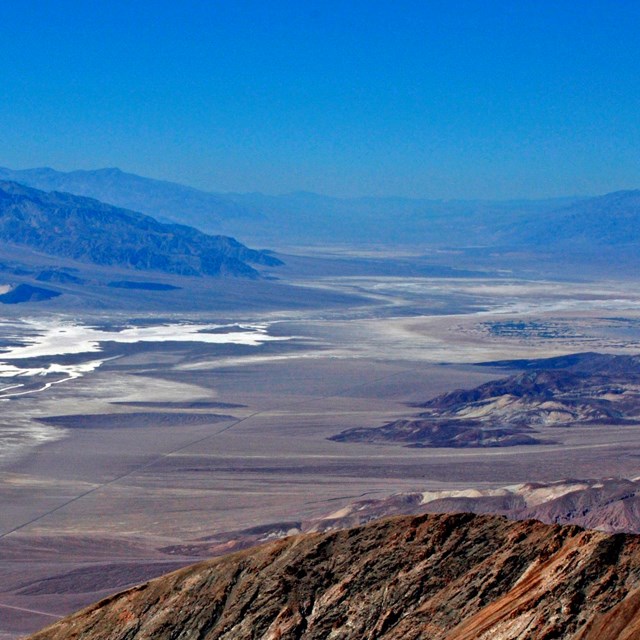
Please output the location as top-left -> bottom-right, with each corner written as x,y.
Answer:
1,0 -> 638,198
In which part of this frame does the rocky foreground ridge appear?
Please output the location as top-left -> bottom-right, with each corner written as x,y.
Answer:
29,512 -> 640,640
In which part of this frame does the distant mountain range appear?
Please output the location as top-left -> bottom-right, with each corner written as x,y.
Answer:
0,166 -> 259,229
2,166 -> 639,253
0,166 -> 584,245
0,181 -> 281,278
512,189 -> 640,249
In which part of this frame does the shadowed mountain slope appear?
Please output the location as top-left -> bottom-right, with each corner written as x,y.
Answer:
28,512 -> 640,640
512,190 -> 640,249
0,181 -> 281,278
4,167 -> 640,255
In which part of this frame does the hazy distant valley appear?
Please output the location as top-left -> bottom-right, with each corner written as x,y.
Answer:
1,171 -> 640,638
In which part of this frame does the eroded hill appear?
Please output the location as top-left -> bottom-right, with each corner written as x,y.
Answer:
331,353 -> 640,447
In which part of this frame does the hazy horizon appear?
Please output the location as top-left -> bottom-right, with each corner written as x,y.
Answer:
0,163 -> 607,202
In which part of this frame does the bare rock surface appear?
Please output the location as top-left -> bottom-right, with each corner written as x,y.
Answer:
299,477 -> 640,538
28,512 -> 640,640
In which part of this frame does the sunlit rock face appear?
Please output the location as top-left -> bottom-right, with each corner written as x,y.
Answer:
28,512 -> 640,640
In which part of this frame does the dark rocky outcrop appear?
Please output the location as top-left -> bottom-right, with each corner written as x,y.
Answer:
331,352 -> 640,447
0,283 -> 61,304
107,280 -> 181,290
35,269 -> 84,284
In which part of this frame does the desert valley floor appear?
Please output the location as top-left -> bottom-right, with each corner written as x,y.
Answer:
2,271 -> 640,638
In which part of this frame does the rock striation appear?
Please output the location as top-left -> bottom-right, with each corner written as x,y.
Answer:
28,512 -> 640,640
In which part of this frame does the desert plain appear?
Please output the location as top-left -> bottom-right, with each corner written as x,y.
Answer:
1,269 -> 640,638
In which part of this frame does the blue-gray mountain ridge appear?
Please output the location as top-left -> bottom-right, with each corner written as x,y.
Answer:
0,181 -> 282,278
0,166 -> 587,245
2,166 -> 639,250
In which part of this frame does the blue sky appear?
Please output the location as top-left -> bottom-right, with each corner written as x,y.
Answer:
1,0 -> 639,198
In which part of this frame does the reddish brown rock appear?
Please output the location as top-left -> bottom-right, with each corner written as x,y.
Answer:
28,512 -> 640,640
